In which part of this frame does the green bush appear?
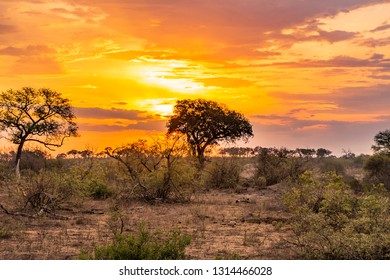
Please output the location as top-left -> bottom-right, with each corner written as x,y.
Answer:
285,172 -> 390,259
141,158 -> 197,201
203,157 -> 241,189
105,137 -> 197,202
80,224 -> 191,260
364,153 -> 390,191
85,180 -> 114,199
256,148 -> 305,186
319,158 -> 345,176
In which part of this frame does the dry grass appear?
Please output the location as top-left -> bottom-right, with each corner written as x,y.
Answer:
0,184 -> 294,260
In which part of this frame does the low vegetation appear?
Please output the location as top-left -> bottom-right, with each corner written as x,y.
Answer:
0,92 -> 389,259
285,172 -> 390,259
1,141 -> 389,259
80,224 -> 191,260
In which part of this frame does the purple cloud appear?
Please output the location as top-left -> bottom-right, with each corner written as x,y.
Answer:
0,24 -> 17,34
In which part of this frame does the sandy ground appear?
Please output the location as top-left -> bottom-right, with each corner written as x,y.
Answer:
0,183 -> 294,260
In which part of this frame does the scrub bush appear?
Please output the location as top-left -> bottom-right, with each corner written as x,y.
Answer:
285,172 -> 390,259
80,224 -> 191,260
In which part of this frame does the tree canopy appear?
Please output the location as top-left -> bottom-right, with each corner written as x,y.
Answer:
372,129 -> 390,154
316,148 -> 332,158
167,99 -> 253,164
0,87 -> 78,176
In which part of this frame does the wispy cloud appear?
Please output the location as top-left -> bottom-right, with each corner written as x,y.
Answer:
1,0 -> 390,154
0,24 -> 17,34
74,107 -> 149,120
370,22 -> 390,32
0,45 -> 55,56
79,120 -> 166,132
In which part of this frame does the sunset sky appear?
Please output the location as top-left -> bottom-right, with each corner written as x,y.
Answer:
1,0 -> 390,155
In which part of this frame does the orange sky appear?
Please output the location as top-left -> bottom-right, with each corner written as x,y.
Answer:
1,0 -> 390,155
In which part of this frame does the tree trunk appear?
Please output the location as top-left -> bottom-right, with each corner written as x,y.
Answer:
15,140 -> 25,179
196,146 -> 206,166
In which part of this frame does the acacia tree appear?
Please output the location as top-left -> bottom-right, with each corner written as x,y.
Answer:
316,148 -> 332,158
372,129 -> 390,154
0,87 -> 78,177
365,129 -> 390,190
167,99 -> 253,165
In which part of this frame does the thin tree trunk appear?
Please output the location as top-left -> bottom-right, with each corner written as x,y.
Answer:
196,146 -> 206,166
15,140 -> 25,179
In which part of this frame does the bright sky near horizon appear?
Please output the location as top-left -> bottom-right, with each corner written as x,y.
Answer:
1,0 -> 390,155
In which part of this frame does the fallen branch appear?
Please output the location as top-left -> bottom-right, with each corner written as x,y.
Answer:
1,203 -> 36,218
0,203 -> 69,220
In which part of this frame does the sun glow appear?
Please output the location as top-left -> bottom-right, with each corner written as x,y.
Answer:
127,58 -> 206,93
137,98 -> 176,117
152,104 -> 174,116
145,72 -> 204,93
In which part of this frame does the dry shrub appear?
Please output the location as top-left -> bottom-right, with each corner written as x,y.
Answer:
105,136 -> 196,202
203,157 -> 241,189
364,153 -> 390,191
80,224 -> 191,260
255,147 -> 305,186
285,171 -> 390,259
8,170 -> 80,213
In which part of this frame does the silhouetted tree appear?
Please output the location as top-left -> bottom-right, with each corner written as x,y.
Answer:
167,99 -> 253,165
341,148 -> 356,159
0,87 -> 78,177
365,130 -> 390,190
316,148 -> 332,158
67,149 -> 79,158
220,147 -> 253,157
372,129 -> 390,154
56,153 -> 67,159
296,148 -> 316,159
79,149 -> 94,158
364,153 -> 390,190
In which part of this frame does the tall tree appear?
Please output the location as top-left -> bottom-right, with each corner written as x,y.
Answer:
167,99 -> 253,165
0,87 -> 78,177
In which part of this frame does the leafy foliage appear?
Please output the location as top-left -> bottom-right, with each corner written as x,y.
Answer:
81,224 -> 191,260
318,157 -> 346,176
316,148 -> 332,158
85,180 -> 114,200
255,147 -> 305,186
372,129 -> 390,154
364,153 -> 390,191
105,136 -> 196,201
365,130 -> 390,191
203,157 -> 242,189
8,169 -> 79,213
285,172 -> 390,259
167,99 -> 253,164
0,87 -> 78,176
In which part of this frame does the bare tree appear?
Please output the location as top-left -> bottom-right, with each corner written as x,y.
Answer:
105,135 -> 191,201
